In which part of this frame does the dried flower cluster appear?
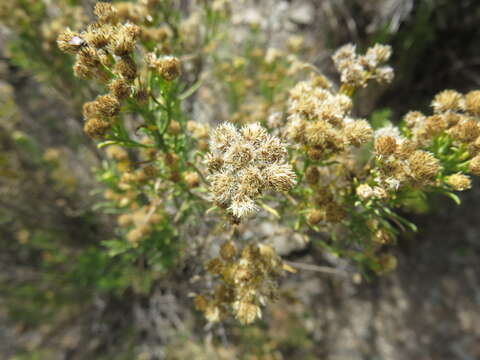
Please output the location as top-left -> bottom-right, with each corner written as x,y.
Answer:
285,77 -> 373,160
206,122 -> 296,220
371,128 -> 440,190
364,89 -> 480,194
332,43 -> 394,88
145,53 -> 181,81
407,90 -> 480,153
41,0 -> 480,327
57,1 -> 183,139
195,241 -> 294,324
57,3 -> 144,137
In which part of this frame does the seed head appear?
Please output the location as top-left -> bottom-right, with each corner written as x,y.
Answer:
445,173 -> 471,191
449,118 -> 480,143
465,90 -> 480,116
84,117 -> 111,138
77,46 -> 100,69
84,25 -> 112,49
469,155 -> 480,176
94,2 -> 118,24
332,43 -> 393,87
207,122 -> 296,219
94,94 -> 121,117
111,24 -> 139,56
114,56 -> 137,82
306,208 -> 324,225
199,242 -> 291,324
262,163 -> 297,192
73,62 -> 94,79
374,136 -> 397,156
344,119 -> 373,146
395,139 -> 417,160
403,111 -> 426,129
424,114 -> 448,136
431,90 -> 464,113
205,153 -> 224,173
407,150 -> 440,183
57,29 -> 84,54
108,78 -> 131,100
157,56 -> 181,81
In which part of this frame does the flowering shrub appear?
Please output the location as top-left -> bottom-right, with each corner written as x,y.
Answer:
2,0 -> 480,331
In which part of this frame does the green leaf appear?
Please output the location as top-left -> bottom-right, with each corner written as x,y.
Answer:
258,201 -> 280,219
369,108 -> 392,129
102,239 -> 132,257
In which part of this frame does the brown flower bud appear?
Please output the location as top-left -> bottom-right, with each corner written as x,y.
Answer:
469,155 -> 480,176
445,173 -> 471,191
167,120 -> 182,135
451,118 -> 480,143
57,29 -> 84,54
108,78 -> 131,100
306,208 -> 324,225
94,2 -> 118,24
465,90 -> 480,116
114,56 -> 137,82
157,56 -> 181,81
84,117 -> 111,138
95,94 -> 121,117
184,172 -> 200,188
77,46 -> 100,69
73,62 -> 94,79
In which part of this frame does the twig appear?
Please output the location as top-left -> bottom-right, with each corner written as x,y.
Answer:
285,261 -> 350,277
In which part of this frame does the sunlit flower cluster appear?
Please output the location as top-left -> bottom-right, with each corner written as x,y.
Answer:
206,122 -> 296,220
332,43 -> 394,88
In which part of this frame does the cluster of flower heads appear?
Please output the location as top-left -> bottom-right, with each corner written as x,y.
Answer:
57,2 -> 181,139
195,241 -> 295,324
332,43 -> 394,88
370,126 -> 441,191
57,3 -> 140,138
145,53 -> 181,81
356,90 -> 480,196
408,90 -> 480,155
206,122 -> 296,220
285,76 -> 373,160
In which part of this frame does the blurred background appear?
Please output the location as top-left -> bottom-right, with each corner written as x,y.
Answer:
0,0 -> 479,359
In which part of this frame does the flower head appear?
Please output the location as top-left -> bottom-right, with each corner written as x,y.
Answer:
207,122 -> 296,220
